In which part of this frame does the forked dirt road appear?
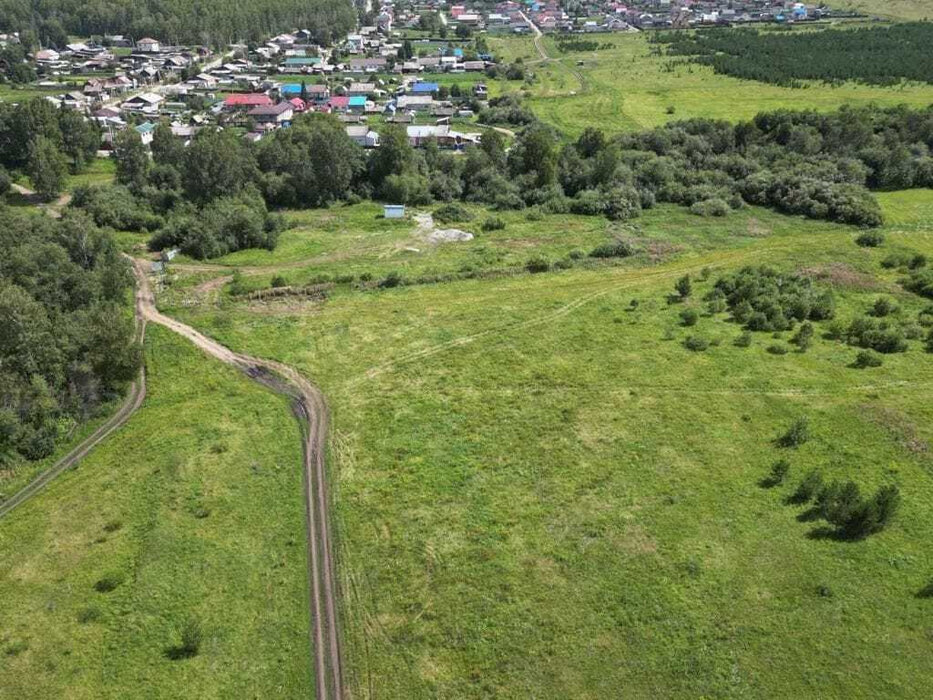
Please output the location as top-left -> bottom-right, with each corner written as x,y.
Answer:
131,259 -> 342,698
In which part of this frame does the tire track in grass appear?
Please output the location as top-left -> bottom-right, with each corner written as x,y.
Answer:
129,259 -> 343,699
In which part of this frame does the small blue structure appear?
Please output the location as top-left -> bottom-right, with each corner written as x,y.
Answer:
412,81 -> 439,94
281,83 -> 303,96
384,205 -> 405,219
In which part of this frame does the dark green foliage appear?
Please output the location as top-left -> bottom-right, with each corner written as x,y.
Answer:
856,231 -> 885,248
683,335 -> 709,351
525,256 -> 550,274
433,203 -> 474,224
257,113 -> 363,208
378,271 -> 403,289
478,95 -> 536,126
814,481 -> 900,540
713,266 -> 834,332
845,316 -> 908,354
778,417 -> 810,448
655,23 -> 933,87
481,216 -> 506,232
871,297 -> 899,318
734,331 -> 753,347
27,135 -> 67,201
0,0 -> 356,48
167,616 -> 203,660
77,606 -> 101,623
903,268 -> 933,299
762,459 -> 790,487
925,327 -> 933,353
853,349 -> 883,368
791,322 -> 814,351
94,573 -> 124,593
689,197 -> 730,217
270,275 -> 287,289
72,185 -> 163,232
789,470 -> 824,504
767,343 -> 788,355
679,308 -> 698,327
113,129 -> 150,191
675,274 -> 692,300
589,240 -> 634,259
0,210 -> 139,464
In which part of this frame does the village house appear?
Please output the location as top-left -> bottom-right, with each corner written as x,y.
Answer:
345,125 -> 381,148
121,92 -> 164,114
248,102 -> 294,125
224,93 -> 274,110
136,37 -> 161,53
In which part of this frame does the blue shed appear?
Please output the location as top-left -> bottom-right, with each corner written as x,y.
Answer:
281,83 -> 302,95
384,205 -> 405,219
412,82 -> 439,94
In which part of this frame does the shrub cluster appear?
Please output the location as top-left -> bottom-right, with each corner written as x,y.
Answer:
711,266 -> 835,332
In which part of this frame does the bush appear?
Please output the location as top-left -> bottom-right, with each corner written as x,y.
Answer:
378,271 -> 404,288
853,349 -> 883,368
482,216 -> 506,231
690,197 -> 731,217
94,573 -> 124,593
789,469 -> 824,504
589,240 -> 635,259
734,331 -> 753,347
77,606 -> 102,624
791,322 -> 814,351
683,335 -> 710,351
767,459 -> 790,486
767,343 -> 788,355
778,417 -> 810,448
167,616 -> 203,660
903,268 -> 933,299
845,316 -> 908,353
434,203 -> 474,223
675,274 -> 692,300
526,256 -> 550,273
870,297 -> 899,317
855,231 -> 885,248
270,275 -> 288,288
680,308 -> 699,327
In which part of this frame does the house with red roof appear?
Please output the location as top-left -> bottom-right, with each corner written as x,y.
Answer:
326,95 -> 350,113
223,93 -> 273,110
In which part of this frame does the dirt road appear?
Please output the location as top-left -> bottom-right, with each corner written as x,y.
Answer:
131,260 -> 342,699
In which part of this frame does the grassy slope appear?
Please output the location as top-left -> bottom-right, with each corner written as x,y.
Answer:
832,0 -> 933,21
163,201 -> 855,298
168,191 -> 933,697
487,32 -> 933,137
0,326 -> 312,699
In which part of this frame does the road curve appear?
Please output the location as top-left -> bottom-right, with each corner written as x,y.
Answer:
130,259 -> 342,699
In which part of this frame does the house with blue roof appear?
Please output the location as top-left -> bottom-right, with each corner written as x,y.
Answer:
135,121 -> 156,145
281,83 -> 303,96
348,95 -> 367,112
412,82 -> 439,95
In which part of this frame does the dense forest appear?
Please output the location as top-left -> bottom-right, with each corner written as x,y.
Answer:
0,0 -> 356,47
0,209 -> 140,466
77,101 -> 933,259
654,22 -> 933,87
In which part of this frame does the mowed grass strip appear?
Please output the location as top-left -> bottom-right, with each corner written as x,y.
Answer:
172,191 -> 933,697
0,326 -> 312,699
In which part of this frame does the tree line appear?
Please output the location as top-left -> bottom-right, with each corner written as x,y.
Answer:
0,0 -> 357,48
654,22 -> 933,87
0,99 -> 100,200
74,101 -> 933,260
0,209 -> 140,467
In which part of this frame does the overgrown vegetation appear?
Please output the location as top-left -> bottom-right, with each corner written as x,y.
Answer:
0,209 -> 139,465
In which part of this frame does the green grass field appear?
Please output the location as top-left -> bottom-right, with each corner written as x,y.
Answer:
832,0 -> 932,20
0,326 -> 313,698
153,190 -> 933,697
487,32 -> 933,137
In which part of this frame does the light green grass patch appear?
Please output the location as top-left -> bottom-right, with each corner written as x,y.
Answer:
0,326 -> 313,699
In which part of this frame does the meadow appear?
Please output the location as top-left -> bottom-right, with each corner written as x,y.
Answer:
833,0 -> 932,21
486,31 -> 933,137
0,326 -> 313,698
156,189 -> 933,697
